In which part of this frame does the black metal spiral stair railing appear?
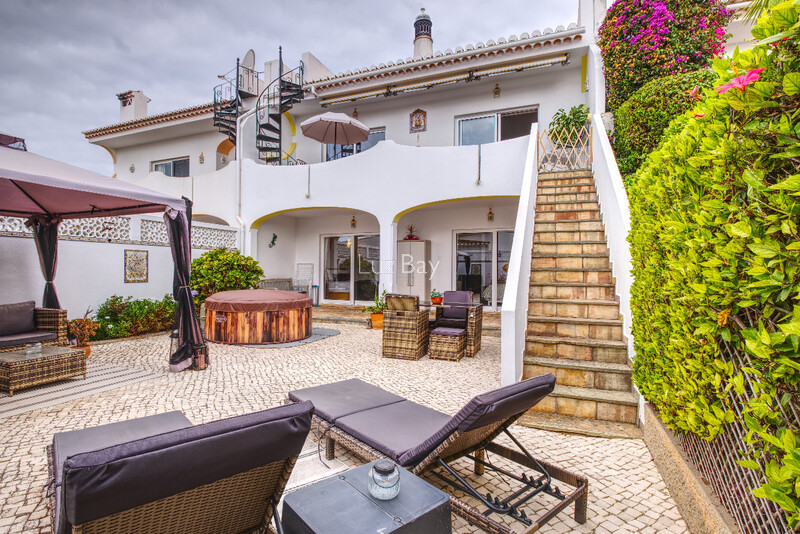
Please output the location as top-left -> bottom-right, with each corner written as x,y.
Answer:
256,47 -> 305,165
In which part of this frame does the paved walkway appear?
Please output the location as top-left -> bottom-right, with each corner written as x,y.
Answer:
0,325 -> 686,533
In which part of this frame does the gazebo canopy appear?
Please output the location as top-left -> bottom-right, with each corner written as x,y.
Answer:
0,142 -> 206,372
0,145 -> 185,218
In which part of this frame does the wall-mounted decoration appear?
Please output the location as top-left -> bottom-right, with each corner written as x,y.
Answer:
487,208 -> 495,222
268,233 -> 277,248
410,109 -> 427,133
351,216 -> 357,229
124,249 -> 148,283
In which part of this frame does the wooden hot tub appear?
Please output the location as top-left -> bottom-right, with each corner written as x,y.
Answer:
204,289 -> 312,345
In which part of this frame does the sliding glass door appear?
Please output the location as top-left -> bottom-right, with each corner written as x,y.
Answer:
455,230 -> 513,310
323,234 -> 380,304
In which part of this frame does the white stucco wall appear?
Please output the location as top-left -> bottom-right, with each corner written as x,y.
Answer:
0,236 -> 204,320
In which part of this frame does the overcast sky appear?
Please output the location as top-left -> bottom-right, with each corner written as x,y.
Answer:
0,1 -> 578,175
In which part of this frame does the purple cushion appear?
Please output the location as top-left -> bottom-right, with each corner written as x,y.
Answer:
398,374 -> 556,466
431,327 -> 465,337
335,401 -> 451,463
0,330 -> 57,348
0,301 -> 35,336
60,402 -> 313,531
442,291 -> 471,321
288,378 -> 405,422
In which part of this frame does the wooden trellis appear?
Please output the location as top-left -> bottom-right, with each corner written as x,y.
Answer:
538,124 -> 592,171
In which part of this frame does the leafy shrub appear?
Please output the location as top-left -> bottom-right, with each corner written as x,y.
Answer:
190,248 -> 264,304
599,0 -> 731,111
628,2 -> 800,525
614,69 -> 716,176
93,294 -> 175,340
548,104 -> 590,144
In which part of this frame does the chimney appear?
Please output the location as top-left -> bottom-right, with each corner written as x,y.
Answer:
117,90 -> 150,122
413,8 -> 433,59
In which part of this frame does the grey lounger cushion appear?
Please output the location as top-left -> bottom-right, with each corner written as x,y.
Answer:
289,378 -> 405,421
0,300 -> 36,336
55,401 -> 313,533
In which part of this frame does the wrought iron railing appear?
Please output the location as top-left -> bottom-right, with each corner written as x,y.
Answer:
537,124 -> 592,171
255,47 -> 304,165
678,339 -> 798,534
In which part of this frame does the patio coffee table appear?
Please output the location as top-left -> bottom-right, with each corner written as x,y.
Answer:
282,460 -> 451,533
0,346 -> 86,396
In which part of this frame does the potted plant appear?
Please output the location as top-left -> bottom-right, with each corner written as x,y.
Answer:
430,289 -> 443,305
68,311 -> 100,358
403,225 -> 419,240
361,290 -> 386,329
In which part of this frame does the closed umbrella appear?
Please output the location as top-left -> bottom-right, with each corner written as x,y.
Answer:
300,112 -> 369,159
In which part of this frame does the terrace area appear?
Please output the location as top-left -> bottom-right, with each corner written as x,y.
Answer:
0,325 -> 686,534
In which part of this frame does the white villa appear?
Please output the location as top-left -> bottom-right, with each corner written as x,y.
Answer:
0,0 -> 753,424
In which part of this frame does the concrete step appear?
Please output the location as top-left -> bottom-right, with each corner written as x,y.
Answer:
524,355 -> 631,392
533,230 -> 606,242
534,219 -> 603,233
532,253 -> 610,270
517,411 -> 642,439
529,281 -> 617,300
538,183 -> 596,194
535,209 -> 601,222
527,315 -> 624,341
536,200 -> 601,211
538,171 -> 593,182
530,268 -> 612,284
533,242 -> 608,255
526,334 -> 629,364
528,298 -> 620,320
537,193 -> 598,203
525,383 -> 639,425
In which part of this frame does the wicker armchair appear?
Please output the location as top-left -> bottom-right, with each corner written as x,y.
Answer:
382,294 -> 430,360
0,304 -> 68,353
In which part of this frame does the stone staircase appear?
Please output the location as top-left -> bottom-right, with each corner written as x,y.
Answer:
521,169 -> 639,437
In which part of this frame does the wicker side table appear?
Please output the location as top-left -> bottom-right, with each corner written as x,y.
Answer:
429,327 -> 466,362
0,346 -> 86,396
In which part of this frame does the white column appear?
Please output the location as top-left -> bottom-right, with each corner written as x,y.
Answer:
378,219 -> 397,294
242,226 -> 258,258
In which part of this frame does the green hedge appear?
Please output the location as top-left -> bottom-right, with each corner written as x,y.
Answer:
614,69 -> 716,177
93,295 -> 175,340
190,248 -> 264,304
628,2 -> 800,526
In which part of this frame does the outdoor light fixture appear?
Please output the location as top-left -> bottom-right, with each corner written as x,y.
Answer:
493,84 -> 501,98
487,208 -> 494,222
351,216 -> 357,229
129,164 -> 135,173
352,108 -> 359,119
199,152 -> 205,164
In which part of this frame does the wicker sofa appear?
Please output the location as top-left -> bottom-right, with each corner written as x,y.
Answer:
0,301 -> 68,353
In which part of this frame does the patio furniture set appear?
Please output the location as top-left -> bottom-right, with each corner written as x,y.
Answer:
383,290 -> 482,362
47,374 -> 587,533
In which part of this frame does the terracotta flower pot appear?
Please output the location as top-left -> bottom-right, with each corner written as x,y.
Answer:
431,296 -> 443,305
370,313 -> 384,329
78,345 -> 91,358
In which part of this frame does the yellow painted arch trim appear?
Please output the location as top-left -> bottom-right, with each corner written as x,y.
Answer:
98,144 -> 117,178
251,205 -> 377,229
283,112 -> 297,160
393,195 -> 518,223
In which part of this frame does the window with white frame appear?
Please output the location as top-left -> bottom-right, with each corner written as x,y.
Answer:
152,157 -> 190,177
457,108 -> 538,146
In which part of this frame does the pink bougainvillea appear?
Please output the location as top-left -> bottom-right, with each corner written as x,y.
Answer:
599,0 -> 732,110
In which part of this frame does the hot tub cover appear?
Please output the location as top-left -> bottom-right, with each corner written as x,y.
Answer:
205,290 -> 312,313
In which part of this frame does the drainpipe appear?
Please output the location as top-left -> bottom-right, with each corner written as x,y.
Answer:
235,106 -> 257,253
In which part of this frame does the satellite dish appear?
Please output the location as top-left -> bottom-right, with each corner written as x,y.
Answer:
242,49 -> 255,70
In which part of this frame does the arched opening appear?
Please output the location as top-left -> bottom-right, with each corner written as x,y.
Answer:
253,207 -> 380,305
216,139 -> 235,170
395,196 -> 519,311
192,214 -> 230,226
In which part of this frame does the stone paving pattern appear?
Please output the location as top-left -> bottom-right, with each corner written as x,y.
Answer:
0,325 -> 686,533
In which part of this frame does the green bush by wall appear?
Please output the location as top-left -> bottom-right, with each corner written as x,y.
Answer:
190,248 -> 264,304
93,294 -> 175,340
628,2 -> 800,526
613,69 -> 716,177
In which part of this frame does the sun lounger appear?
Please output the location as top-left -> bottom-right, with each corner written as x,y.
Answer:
288,375 -> 588,534
47,402 -> 313,534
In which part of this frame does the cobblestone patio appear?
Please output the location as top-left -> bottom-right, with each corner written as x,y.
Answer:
0,325 -> 687,533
